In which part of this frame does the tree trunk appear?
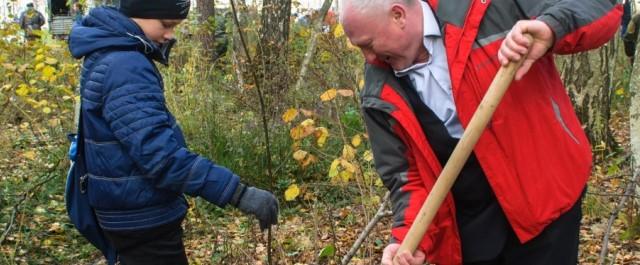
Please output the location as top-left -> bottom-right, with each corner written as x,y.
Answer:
196,0 -> 215,59
630,35 -> 640,218
562,41 -> 616,151
260,0 -> 291,116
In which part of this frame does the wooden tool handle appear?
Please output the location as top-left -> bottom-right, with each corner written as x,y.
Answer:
394,36 -> 532,262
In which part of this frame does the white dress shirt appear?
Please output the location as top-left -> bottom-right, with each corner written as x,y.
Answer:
394,1 -> 464,138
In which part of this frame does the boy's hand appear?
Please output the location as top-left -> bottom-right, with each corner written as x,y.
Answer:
231,183 -> 279,230
381,243 -> 426,265
498,20 -> 555,81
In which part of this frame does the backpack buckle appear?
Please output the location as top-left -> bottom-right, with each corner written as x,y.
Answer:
80,175 -> 88,194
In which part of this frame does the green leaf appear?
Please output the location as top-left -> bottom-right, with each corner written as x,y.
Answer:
318,244 -> 336,258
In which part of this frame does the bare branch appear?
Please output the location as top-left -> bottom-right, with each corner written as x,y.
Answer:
598,172 -> 639,265
341,192 -> 392,265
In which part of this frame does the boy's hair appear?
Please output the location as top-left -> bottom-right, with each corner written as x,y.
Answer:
119,0 -> 190,19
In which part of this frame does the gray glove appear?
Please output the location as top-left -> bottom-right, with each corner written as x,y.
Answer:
229,183 -> 279,230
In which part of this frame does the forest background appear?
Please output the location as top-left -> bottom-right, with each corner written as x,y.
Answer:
0,0 -> 639,264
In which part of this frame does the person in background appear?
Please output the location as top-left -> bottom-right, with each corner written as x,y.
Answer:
339,0 -> 621,264
623,0 -> 640,62
18,3 -> 45,40
67,0 -> 279,264
71,2 -> 84,23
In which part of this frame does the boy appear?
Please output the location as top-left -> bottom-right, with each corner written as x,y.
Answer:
68,1 -> 278,264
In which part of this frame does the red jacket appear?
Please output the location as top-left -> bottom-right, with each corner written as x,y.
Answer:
361,1 -> 622,264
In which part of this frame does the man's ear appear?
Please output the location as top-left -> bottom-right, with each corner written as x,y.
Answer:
390,4 -> 407,29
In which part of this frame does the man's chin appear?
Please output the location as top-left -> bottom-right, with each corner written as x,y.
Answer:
391,63 -> 411,72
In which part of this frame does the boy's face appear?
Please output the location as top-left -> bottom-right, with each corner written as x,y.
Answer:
131,18 -> 183,45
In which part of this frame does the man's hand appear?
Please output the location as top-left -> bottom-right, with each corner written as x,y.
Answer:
230,183 -> 279,231
381,243 -> 426,265
498,20 -> 555,81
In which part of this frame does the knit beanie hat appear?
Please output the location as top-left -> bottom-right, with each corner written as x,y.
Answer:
119,0 -> 190,19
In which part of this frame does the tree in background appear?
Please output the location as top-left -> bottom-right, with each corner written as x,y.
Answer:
259,0 -> 292,115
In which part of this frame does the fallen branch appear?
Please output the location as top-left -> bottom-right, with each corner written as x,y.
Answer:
341,192 -> 392,265
598,171 -> 639,265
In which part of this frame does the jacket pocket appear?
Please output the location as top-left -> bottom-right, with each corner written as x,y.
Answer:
87,174 -> 177,210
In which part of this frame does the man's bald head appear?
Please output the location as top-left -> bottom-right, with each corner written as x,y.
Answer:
339,0 -> 417,24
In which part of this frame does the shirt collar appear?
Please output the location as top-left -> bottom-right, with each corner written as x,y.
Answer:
421,1 -> 441,38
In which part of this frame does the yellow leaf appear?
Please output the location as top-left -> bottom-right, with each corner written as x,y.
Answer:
23,150 -> 37,160
290,126 -> 305,140
300,109 -> 315,117
284,184 -> 300,201
370,195 -> 381,205
301,154 -> 317,168
340,159 -> 357,173
333,23 -> 345,38
41,66 -> 56,81
35,62 -> 45,71
293,150 -> 308,161
342,145 -> 356,160
616,88 -> 625,96
337,89 -> 354,97
290,122 -> 315,140
320,89 -> 337,102
329,159 -> 340,178
375,178 -> 384,187
351,135 -> 362,147
363,150 -> 374,162
16,84 -> 30,97
358,79 -> 365,89
34,54 -> 44,62
282,108 -> 298,123
300,118 -> 315,127
315,127 -> 329,147
2,63 -> 16,71
340,171 -> 353,182
48,118 -> 60,127
300,28 -> 310,38
48,222 -> 63,233
45,57 -> 58,65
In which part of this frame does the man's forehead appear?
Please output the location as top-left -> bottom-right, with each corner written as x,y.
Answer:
342,10 -> 379,37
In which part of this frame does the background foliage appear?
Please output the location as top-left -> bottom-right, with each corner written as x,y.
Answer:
0,4 -> 638,265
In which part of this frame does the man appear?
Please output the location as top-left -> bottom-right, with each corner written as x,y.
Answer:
18,3 -> 45,40
340,0 -> 621,264
67,1 -> 278,264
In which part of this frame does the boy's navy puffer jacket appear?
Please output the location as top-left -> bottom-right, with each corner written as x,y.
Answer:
68,7 -> 239,231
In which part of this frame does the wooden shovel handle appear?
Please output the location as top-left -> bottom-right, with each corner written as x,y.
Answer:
394,35 -> 533,262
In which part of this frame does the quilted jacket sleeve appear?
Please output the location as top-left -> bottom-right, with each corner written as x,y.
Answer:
101,52 -> 239,207
362,107 -> 434,251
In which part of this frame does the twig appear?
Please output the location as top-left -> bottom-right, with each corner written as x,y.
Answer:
341,192 -> 392,265
598,172 -> 639,265
587,191 -> 640,199
229,1 -> 275,264
0,160 -> 62,245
